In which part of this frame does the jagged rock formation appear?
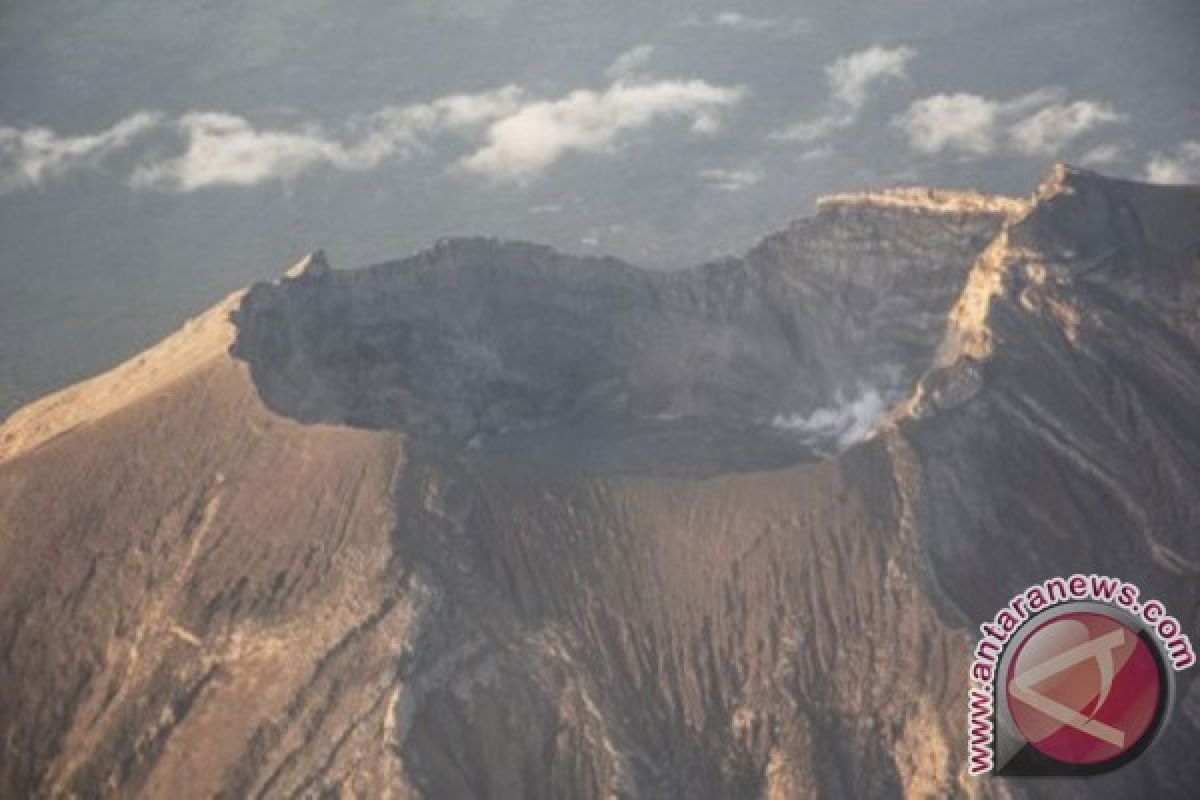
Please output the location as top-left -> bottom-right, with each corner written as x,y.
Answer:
0,167 -> 1197,799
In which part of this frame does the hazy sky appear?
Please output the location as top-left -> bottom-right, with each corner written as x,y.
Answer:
1,0 -> 1198,414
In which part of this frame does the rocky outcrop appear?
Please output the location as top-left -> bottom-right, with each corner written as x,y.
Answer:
0,167 -> 1197,798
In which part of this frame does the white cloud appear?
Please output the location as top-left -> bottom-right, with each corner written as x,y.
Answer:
1144,141 -> 1200,184
605,44 -> 654,79
132,113 -> 355,190
1079,142 -> 1126,167
133,88 -> 524,190
459,79 -> 745,183
699,166 -> 763,192
828,46 -> 916,109
998,87 -> 1066,117
894,88 -> 1122,158
684,11 -> 810,36
1009,101 -> 1123,155
772,45 -> 915,143
713,11 -> 775,33
0,112 -> 161,193
771,115 -> 845,146
9,71 -> 743,192
894,93 -> 998,155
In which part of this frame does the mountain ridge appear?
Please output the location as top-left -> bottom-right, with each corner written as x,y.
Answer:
2,171 -> 1025,469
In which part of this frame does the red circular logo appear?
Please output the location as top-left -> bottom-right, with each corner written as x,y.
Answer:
1005,611 -> 1163,765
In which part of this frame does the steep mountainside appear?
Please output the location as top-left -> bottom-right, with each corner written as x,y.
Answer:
0,167 -> 1197,799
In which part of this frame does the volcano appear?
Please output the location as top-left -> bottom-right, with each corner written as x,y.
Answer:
1,166 -> 1198,799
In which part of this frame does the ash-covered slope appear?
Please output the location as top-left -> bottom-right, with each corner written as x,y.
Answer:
0,169 -> 1197,799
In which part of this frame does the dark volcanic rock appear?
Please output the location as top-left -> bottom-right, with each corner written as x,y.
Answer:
231,197 -> 1007,474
